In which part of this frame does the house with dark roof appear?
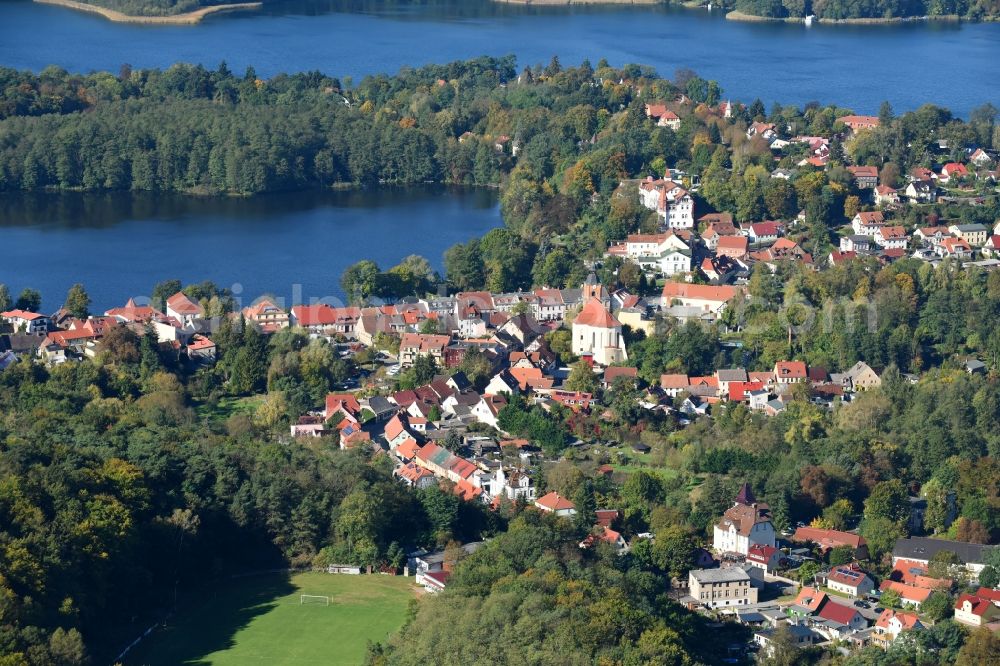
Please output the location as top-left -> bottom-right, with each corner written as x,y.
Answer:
688,567 -> 758,609
892,537 -> 996,576
754,624 -> 819,657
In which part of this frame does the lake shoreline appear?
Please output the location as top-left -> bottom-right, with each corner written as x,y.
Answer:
725,9 -> 963,25
32,0 -> 262,24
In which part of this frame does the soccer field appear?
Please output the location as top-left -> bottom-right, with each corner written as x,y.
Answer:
126,572 -> 415,665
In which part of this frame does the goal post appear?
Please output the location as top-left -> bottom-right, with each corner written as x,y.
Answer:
300,594 -> 330,606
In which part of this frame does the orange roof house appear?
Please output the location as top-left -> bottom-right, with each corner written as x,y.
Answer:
534,491 -> 576,516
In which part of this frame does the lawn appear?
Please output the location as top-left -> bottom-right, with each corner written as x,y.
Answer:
126,572 -> 415,666
612,463 -> 680,481
194,395 -> 263,422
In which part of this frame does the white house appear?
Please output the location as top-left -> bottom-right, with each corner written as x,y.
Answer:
826,565 -> 875,598
488,468 -> 536,502
874,609 -> 923,648
874,226 -> 908,250
638,178 -> 695,229
954,590 -> 1000,627
1,309 -> 50,334
905,180 -> 937,203
851,211 -> 886,236
165,292 -> 204,326
712,484 -> 776,556
948,224 -> 989,247
610,232 -> 692,275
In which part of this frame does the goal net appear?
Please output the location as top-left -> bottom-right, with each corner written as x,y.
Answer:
300,595 -> 330,606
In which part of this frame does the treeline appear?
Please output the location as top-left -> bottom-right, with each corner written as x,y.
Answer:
733,0 -> 1000,19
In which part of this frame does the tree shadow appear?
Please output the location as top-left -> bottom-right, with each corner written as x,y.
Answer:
122,572 -> 297,665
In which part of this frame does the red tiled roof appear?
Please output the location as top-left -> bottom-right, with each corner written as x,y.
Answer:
876,608 -> 920,631
448,457 -> 477,481
400,332 -> 451,352
661,283 -> 739,303
326,393 -> 362,416
384,414 -> 409,441
398,461 -> 434,484
187,334 -> 215,351
880,580 -> 932,603
243,298 -> 285,319
955,593 -> 994,617
827,565 -> 870,589
878,226 -> 907,240
747,544 -> 778,563
837,115 -> 879,128
749,221 -> 779,236
791,527 -> 866,550
604,366 -> 638,383
395,437 -> 421,460
574,298 -> 620,329
453,479 -> 482,501
166,292 -> 203,316
595,509 -> 619,527
818,600 -> 861,625
775,361 -> 807,379
792,587 -> 827,612
535,491 -> 575,512
660,373 -> 690,389
717,235 -> 748,251
847,165 -> 879,178
291,304 -> 360,327
1,309 -> 46,321
729,380 -> 765,402
855,211 -> 885,225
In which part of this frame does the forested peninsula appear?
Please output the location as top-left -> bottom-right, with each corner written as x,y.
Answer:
33,0 -> 260,24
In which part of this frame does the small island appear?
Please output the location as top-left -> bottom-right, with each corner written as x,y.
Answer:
34,0 -> 261,24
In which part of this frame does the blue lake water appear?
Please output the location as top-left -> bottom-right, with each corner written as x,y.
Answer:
0,187 -> 500,311
0,0 -> 997,115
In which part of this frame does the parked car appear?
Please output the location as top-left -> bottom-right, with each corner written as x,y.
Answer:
854,600 -> 870,609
